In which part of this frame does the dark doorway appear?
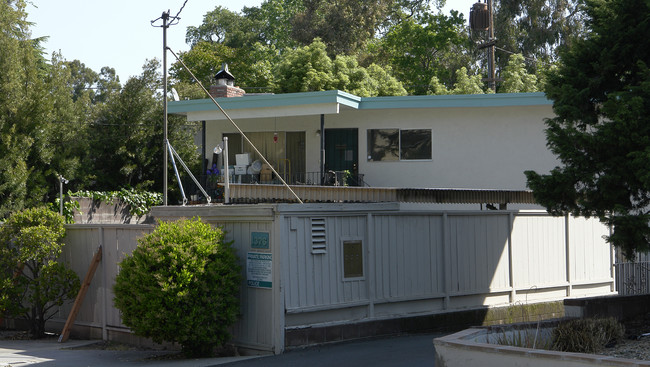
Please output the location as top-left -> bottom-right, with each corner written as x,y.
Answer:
325,128 -> 359,185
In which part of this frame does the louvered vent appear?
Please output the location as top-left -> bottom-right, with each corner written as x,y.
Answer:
311,218 -> 326,254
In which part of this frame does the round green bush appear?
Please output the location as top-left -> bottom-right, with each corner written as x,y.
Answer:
113,218 -> 241,357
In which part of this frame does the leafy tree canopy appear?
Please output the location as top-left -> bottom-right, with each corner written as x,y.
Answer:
492,0 -> 586,72
374,11 -> 469,94
272,39 -> 406,95
525,0 -> 650,259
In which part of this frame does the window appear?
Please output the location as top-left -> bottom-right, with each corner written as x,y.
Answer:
367,129 -> 432,161
400,129 -> 432,160
343,240 -> 363,279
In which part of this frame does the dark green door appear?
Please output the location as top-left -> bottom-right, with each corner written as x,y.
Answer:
325,128 -> 358,173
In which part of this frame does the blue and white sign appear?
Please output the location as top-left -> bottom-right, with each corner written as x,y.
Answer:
246,252 -> 272,289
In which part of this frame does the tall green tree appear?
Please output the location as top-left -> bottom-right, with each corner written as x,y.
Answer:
185,6 -> 263,49
492,0 -> 586,69
83,60 -> 199,193
525,0 -> 650,259
292,0 -> 392,55
273,39 -> 406,95
0,0 -> 74,217
375,11 -> 470,94
243,0 -> 305,50
499,53 -> 540,93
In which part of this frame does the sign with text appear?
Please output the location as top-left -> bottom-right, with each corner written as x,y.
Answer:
251,231 -> 270,249
246,252 -> 272,289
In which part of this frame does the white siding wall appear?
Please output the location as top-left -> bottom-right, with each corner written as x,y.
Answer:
281,208 -> 615,328
203,104 -> 557,190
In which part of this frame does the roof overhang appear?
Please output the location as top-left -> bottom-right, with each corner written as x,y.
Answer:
168,90 -> 361,121
168,91 -> 552,122
357,92 -> 552,110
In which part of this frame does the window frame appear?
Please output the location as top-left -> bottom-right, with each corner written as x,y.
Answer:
366,128 -> 432,162
341,237 -> 365,281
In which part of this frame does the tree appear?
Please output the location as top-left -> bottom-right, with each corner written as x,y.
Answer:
493,0 -> 586,70
243,0 -> 304,50
0,207 -> 80,338
524,0 -> 650,259
292,0 -> 392,55
273,40 -> 335,92
426,67 -> 488,95
185,6 -> 263,49
273,39 -> 406,95
375,11 -> 470,94
450,67 -> 488,94
0,1 -> 87,217
499,53 -> 540,93
82,59 -> 200,196
0,0 -> 44,217
114,218 -> 241,357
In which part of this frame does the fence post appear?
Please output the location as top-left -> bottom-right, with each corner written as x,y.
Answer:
100,226 -> 107,341
508,212 -> 515,303
565,214 -> 572,297
442,212 -> 451,309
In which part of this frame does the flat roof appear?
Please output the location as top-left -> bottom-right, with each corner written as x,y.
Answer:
168,90 -> 552,120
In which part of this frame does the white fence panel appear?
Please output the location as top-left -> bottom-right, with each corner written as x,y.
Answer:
447,214 -> 511,295
511,215 -> 566,288
372,214 -> 445,301
568,216 -> 612,282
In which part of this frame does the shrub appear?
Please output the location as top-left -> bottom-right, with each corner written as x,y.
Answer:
113,218 -> 241,357
0,207 -> 80,338
552,317 -> 624,353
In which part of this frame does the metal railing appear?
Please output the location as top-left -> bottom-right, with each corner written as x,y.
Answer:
180,172 -> 366,202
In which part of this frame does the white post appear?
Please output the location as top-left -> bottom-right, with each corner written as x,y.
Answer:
224,137 -> 230,204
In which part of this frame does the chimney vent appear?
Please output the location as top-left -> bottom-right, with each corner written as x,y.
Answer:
210,63 -> 245,98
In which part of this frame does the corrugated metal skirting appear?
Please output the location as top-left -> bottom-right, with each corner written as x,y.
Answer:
226,184 -> 536,204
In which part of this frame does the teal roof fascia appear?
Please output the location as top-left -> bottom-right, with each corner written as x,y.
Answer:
357,92 -> 552,110
168,90 -> 361,114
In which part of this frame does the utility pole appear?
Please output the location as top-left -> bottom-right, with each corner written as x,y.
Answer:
487,0 -> 496,92
162,11 -> 169,206
470,0 -> 497,92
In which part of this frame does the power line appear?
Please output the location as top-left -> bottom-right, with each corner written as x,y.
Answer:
172,0 -> 189,24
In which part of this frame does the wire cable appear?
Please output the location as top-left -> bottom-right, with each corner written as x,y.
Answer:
170,0 -> 189,25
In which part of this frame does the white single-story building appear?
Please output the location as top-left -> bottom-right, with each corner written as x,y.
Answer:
169,88 -> 556,193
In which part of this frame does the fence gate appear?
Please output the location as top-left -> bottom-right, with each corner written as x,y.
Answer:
615,261 -> 650,295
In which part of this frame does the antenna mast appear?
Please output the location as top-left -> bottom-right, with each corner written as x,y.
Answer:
152,1 -> 186,205
162,11 -> 169,206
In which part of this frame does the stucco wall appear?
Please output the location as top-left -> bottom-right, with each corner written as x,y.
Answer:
201,103 -> 557,190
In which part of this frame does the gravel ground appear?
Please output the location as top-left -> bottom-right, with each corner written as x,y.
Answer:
598,313 -> 650,361
599,337 -> 650,361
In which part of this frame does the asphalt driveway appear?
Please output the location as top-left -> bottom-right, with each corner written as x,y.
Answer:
0,333 -> 442,367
